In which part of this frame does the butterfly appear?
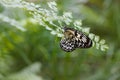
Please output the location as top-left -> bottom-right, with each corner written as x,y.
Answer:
60,27 -> 92,52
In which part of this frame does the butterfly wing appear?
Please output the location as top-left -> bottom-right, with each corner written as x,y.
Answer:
75,31 -> 92,48
60,38 -> 76,52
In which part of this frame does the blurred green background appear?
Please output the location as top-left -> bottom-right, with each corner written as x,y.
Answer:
0,0 -> 120,80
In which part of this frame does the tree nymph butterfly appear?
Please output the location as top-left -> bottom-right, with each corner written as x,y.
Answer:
60,27 -> 92,52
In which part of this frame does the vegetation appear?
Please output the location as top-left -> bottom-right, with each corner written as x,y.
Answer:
0,0 -> 119,80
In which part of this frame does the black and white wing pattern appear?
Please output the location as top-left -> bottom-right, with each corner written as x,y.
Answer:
60,38 -> 76,52
60,27 -> 92,52
74,30 -> 92,48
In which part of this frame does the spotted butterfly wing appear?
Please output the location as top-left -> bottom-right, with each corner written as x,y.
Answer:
74,30 -> 92,48
60,27 -> 92,52
60,38 -> 76,52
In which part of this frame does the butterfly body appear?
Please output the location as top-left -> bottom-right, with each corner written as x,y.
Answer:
60,27 -> 92,52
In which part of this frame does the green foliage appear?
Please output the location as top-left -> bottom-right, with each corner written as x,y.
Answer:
2,62 -> 43,80
0,0 -> 120,80
0,0 -> 108,51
